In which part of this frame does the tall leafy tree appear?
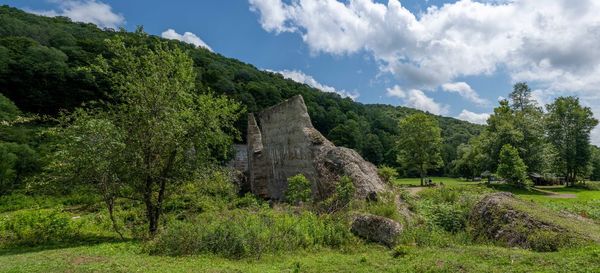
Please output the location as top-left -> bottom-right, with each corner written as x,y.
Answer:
508,82 -> 545,173
497,144 -> 529,187
57,32 -> 241,235
545,97 -> 598,186
509,82 -> 533,112
396,113 -> 443,185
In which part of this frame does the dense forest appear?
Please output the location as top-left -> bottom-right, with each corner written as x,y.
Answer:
0,5 -> 482,178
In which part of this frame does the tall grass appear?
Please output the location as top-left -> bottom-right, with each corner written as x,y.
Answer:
147,209 -> 355,258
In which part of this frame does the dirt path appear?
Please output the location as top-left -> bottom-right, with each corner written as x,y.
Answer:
532,188 -> 577,199
404,187 -> 426,196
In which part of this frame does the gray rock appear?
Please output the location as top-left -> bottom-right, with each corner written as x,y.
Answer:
351,214 -> 402,247
246,95 -> 388,201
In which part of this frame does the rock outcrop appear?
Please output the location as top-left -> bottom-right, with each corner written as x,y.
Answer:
469,192 -> 600,251
247,95 -> 388,201
351,214 -> 402,247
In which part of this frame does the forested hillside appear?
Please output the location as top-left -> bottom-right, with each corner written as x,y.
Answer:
0,5 -> 482,174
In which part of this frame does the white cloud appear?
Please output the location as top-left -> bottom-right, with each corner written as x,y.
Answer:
457,109 -> 490,125
29,0 -> 124,29
161,29 -> 212,51
249,0 -> 600,108
386,85 -> 448,115
441,82 -> 489,106
274,70 -> 359,100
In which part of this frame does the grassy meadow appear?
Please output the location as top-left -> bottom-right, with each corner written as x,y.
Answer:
2,178 -> 600,273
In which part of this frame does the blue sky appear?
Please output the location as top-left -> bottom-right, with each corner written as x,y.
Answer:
4,0 -> 600,143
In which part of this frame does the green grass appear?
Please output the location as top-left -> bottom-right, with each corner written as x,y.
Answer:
2,179 -> 600,272
393,177 -> 478,187
1,242 -> 599,273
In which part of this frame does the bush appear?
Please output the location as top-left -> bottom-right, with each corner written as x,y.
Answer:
0,209 -> 80,246
285,174 -> 312,205
147,209 -> 355,258
378,165 -> 398,184
317,175 -> 356,213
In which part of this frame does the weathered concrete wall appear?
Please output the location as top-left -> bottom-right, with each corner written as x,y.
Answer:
247,95 -> 388,201
256,95 -> 319,199
227,144 -> 248,172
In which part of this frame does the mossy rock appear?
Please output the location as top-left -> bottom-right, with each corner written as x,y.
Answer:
468,192 -> 600,251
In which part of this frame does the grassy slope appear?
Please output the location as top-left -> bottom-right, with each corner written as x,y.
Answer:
1,242 -> 599,273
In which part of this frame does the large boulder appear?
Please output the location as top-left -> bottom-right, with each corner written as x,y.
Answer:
247,95 -> 388,201
351,214 -> 402,247
469,192 -> 600,251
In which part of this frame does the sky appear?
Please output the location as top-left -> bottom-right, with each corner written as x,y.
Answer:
4,0 -> 600,143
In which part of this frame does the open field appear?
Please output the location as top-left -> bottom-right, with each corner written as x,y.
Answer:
393,177 -> 478,187
2,179 -> 600,273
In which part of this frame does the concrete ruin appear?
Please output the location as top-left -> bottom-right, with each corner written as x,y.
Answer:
244,95 -> 388,201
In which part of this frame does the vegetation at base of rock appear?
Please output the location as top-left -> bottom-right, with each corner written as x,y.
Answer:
285,174 -> 312,205
377,165 -> 398,184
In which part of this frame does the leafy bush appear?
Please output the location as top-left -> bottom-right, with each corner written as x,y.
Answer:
378,165 -> 398,184
422,202 -> 466,233
497,144 -> 531,187
285,174 -> 312,205
317,175 -> 356,213
147,209 -> 354,258
0,209 -> 80,246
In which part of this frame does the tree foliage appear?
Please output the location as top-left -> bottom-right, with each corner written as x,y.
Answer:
55,33 -> 242,235
396,113 -> 444,185
497,144 -> 529,187
0,6 -> 483,177
545,97 -> 598,185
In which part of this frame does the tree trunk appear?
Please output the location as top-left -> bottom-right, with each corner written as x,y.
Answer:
106,197 -> 124,240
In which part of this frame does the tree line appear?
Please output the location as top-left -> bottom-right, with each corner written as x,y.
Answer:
0,5 -> 482,178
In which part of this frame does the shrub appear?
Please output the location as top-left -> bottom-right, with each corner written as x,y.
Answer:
424,202 -> 466,233
317,175 -> 356,213
378,165 -> 398,184
0,209 -> 80,246
147,209 -> 354,258
285,174 -> 312,205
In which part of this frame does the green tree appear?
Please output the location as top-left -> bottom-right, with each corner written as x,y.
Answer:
497,144 -> 529,187
509,82 -> 533,112
58,33 -> 241,235
396,113 -> 443,186
545,97 -> 598,186
590,146 -> 600,181
509,82 -> 545,173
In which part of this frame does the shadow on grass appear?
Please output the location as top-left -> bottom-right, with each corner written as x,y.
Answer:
0,234 -> 135,256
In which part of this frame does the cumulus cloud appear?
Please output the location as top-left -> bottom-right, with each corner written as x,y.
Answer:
386,85 -> 448,115
442,82 -> 489,106
161,29 -> 212,51
248,0 -> 600,102
274,70 -> 359,100
29,0 -> 124,29
457,109 -> 490,125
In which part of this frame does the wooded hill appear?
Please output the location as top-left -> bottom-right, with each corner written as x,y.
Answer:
0,5 -> 482,175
